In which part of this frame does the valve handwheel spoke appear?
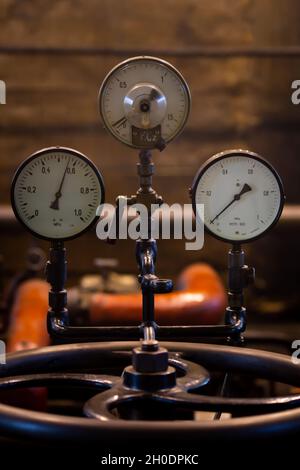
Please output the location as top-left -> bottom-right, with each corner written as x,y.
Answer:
156,391 -> 300,414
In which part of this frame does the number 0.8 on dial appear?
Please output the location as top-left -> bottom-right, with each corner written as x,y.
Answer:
11,147 -> 105,240
191,150 -> 285,243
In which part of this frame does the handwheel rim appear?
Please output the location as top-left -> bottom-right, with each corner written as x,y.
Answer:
0,341 -> 300,442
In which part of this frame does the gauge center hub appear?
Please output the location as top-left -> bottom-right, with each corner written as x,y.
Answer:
123,83 -> 167,129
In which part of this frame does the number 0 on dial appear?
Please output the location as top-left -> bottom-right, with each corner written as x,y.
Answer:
11,147 -> 105,240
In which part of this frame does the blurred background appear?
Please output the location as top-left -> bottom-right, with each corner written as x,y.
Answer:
1,0 -> 300,321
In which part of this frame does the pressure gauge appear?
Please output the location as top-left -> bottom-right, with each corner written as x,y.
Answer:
11,147 -> 105,241
99,56 -> 191,149
191,150 -> 285,243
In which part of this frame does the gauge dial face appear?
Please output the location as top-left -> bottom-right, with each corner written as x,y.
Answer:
99,56 -> 191,149
11,147 -> 105,241
191,150 -> 284,243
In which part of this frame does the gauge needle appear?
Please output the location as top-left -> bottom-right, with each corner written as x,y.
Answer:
210,183 -> 252,224
50,157 -> 70,210
141,111 -> 151,128
112,116 -> 127,129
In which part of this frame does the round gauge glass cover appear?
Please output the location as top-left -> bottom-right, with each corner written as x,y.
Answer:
11,147 -> 105,240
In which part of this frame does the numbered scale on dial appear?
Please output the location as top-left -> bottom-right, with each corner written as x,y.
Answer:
191,150 -> 285,243
11,147 -> 105,241
99,56 -> 191,149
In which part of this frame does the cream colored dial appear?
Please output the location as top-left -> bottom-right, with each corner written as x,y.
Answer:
99,56 -> 191,149
192,150 -> 284,243
11,147 -> 105,240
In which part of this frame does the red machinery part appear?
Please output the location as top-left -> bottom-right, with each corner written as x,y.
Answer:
90,263 -> 226,326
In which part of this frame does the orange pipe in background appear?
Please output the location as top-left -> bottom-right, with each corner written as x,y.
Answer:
3,279 -> 49,410
7,279 -> 49,352
90,263 -> 226,326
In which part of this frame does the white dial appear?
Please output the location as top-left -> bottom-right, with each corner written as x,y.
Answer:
99,56 -> 191,149
192,150 -> 284,243
11,147 -> 105,240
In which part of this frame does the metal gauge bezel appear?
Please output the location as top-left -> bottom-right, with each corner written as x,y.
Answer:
11,146 -> 105,242
98,56 -> 191,149
191,149 -> 285,244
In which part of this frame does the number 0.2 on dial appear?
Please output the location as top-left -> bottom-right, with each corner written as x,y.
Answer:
11,147 -> 105,240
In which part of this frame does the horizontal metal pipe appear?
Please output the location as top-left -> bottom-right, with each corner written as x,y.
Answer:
48,313 -> 245,342
1,46 -> 300,58
1,204 -> 300,230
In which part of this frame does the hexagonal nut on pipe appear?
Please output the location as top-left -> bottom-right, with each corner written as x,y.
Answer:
132,346 -> 169,373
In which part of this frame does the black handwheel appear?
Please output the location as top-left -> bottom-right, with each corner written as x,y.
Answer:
0,342 -> 300,445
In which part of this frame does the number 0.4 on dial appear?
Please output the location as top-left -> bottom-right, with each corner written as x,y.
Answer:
11,147 -> 105,240
191,150 -> 285,243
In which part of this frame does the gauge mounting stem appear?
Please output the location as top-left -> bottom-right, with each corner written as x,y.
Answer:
225,243 -> 255,345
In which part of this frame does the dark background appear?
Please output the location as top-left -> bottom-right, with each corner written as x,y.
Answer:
0,0 -> 299,311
